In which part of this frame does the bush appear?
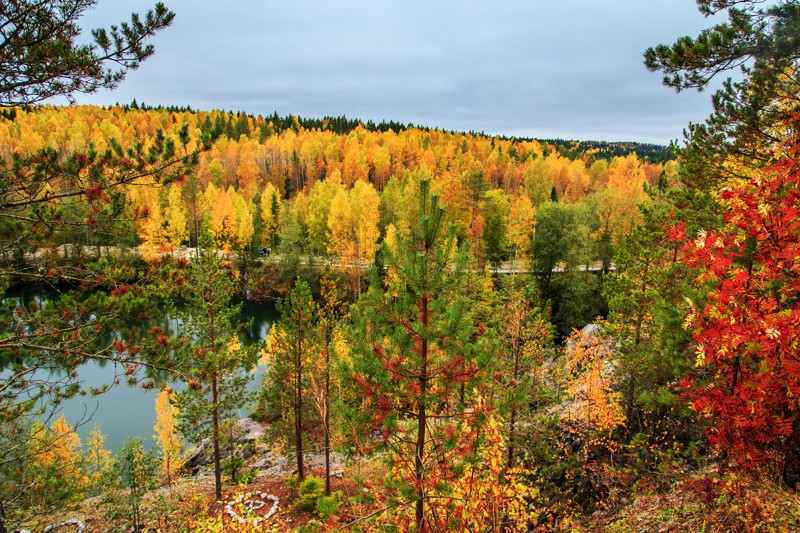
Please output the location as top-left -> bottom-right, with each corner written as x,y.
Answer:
222,454 -> 245,485
297,475 -> 324,512
315,492 -> 341,521
238,469 -> 258,486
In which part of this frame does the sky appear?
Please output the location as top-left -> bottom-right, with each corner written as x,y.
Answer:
71,1 -> 727,145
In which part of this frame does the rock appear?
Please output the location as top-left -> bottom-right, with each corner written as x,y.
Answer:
43,519 -> 84,532
238,417 -> 265,443
182,438 -> 211,475
236,417 -> 264,459
581,323 -> 603,338
182,418 -> 266,476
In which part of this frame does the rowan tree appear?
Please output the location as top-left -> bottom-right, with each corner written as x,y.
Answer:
676,124 -> 800,483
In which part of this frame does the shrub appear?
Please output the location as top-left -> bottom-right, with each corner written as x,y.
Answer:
297,475 -> 324,512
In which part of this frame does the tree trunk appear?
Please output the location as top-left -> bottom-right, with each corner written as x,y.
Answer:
507,406 -> 517,471
507,313 -> 522,470
626,257 -> 649,431
212,373 -> 222,500
0,499 -> 8,533
324,344 -> 331,495
296,337 -> 305,480
507,343 -> 520,470
415,294 -> 429,531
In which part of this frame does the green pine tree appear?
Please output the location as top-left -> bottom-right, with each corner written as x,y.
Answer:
172,244 -> 257,499
263,279 -> 318,481
346,179 -> 490,530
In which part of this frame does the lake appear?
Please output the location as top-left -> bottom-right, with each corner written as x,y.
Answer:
4,286 -> 278,452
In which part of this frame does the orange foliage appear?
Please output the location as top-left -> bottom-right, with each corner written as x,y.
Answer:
562,329 -> 626,449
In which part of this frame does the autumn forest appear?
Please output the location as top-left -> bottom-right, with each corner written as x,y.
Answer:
3,1 -> 800,532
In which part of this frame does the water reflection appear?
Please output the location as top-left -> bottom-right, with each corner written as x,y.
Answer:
3,286 -> 276,450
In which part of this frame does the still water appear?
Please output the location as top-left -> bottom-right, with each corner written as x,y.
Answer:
5,286 -> 277,452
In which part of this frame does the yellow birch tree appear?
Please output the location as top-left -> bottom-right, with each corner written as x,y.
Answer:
154,387 -> 183,490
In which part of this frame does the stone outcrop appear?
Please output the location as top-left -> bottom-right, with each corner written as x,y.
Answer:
182,417 -> 266,475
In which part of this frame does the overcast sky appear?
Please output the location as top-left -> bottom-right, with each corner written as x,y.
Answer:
71,1 -> 725,145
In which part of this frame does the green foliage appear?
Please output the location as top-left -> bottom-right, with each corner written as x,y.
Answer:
103,436 -> 159,533
0,1 -> 174,106
491,280 -> 553,469
171,247 -> 258,499
237,469 -> 259,486
275,204 -> 318,293
263,279 -> 319,480
288,474 -> 341,520
315,493 -> 341,521
532,201 -> 605,338
297,475 -> 324,512
346,179 -> 494,530
0,5 -> 210,526
480,189 -> 510,266
221,454 -> 245,484
645,0 -> 800,190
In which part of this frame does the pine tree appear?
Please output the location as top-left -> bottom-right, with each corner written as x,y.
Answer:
173,246 -> 257,499
111,437 -> 158,533
0,1 -> 174,106
261,279 -> 318,481
347,179 -> 491,530
645,0 -> 800,186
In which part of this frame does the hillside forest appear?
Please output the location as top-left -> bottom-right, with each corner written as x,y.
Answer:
3,0 -> 800,532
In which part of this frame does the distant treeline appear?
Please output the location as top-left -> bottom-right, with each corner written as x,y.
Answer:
88,101 -> 673,164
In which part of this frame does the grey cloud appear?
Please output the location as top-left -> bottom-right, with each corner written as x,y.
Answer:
72,0 -> 721,144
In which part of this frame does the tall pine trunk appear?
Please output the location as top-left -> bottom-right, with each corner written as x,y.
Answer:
415,293 -> 429,531
324,345 -> 331,495
295,336 -> 305,480
212,373 -> 222,499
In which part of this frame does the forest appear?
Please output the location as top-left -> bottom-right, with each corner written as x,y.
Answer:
2,0 -> 800,532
